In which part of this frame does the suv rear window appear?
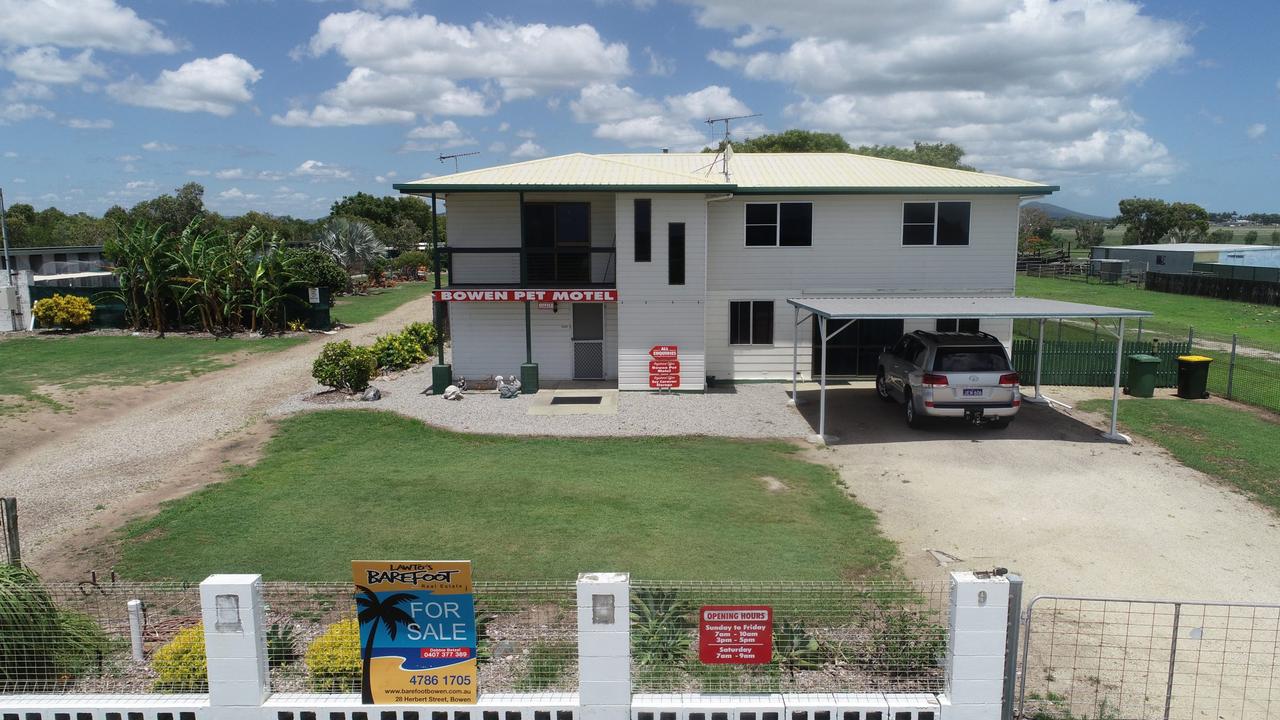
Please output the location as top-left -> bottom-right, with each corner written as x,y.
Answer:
932,347 -> 1010,372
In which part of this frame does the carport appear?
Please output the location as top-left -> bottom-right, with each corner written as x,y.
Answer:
786,296 -> 1153,443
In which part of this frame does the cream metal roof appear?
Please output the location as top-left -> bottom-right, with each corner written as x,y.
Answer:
395,151 -> 1056,195
787,296 -> 1151,319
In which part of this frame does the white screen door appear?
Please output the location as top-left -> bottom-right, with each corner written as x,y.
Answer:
572,303 -> 605,380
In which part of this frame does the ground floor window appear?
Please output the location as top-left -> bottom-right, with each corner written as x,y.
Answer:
729,301 -> 774,345
936,318 -> 980,333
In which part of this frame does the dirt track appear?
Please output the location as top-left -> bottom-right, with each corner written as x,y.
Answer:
0,294 -> 434,577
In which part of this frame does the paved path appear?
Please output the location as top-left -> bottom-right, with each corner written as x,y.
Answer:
798,385 -> 1280,602
0,294 -> 434,572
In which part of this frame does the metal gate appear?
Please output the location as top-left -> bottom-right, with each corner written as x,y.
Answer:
572,303 -> 605,380
1017,595 -> 1280,719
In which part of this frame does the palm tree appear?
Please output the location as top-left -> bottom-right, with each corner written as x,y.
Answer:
355,585 -> 415,704
316,217 -> 386,273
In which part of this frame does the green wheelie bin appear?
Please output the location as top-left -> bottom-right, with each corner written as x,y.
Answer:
1124,354 -> 1161,398
1176,355 -> 1213,399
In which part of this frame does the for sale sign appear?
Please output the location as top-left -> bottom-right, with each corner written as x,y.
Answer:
352,561 -> 477,705
698,606 -> 772,664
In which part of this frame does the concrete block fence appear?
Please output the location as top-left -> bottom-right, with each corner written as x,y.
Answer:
0,572 -> 1012,720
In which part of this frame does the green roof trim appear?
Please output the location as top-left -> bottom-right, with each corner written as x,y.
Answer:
731,185 -> 1058,196
393,183 -> 1057,195
392,182 -> 733,193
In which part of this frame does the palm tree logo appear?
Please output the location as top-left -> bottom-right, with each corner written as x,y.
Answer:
356,584 -> 416,704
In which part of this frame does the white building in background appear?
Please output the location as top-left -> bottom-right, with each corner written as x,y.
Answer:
395,152 -> 1056,391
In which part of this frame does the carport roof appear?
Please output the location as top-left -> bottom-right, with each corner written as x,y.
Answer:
787,295 -> 1152,320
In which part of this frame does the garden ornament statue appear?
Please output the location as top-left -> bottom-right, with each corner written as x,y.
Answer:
443,384 -> 464,401
496,374 -> 521,399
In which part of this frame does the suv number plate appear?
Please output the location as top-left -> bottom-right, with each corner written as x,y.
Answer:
962,388 -> 983,397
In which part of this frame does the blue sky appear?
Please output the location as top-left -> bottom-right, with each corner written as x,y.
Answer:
0,0 -> 1275,219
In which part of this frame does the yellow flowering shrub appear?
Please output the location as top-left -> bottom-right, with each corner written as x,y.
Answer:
32,294 -> 95,329
151,625 -> 207,693
305,618 -> 360,692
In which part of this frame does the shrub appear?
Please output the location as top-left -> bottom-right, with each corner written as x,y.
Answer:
152,625 -> 207,693
305,618 -> 360,692
391,250 -> 431,278
266,623 -> 299,669
32,293 -> 95,329
0,565 -> 109,691
859,608 -> 946,677
312,340 -> 377,392
401,322 -> 437,355
371,330 -> 428,370
289,248 -> 350,296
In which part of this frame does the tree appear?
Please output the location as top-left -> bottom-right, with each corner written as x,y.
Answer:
1271,230 -> 1280,245
702,130 -> 977,170
315,217 -> 386,272
355,585 -> 415,705
1115,198 -> 1178,245
127,183 -> 206,237
1208,228 -> 1234,244
1243,230 -> 1259,245
1165,202 -> 1209,243
330,193 -> 439,251
1074,222 -> 1106,248
1018,206 -> 1056,251
853,141 -> 977,171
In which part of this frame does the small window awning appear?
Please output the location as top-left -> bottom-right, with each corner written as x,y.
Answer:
787,295 -> 1152,321
785,295 -> 1154,445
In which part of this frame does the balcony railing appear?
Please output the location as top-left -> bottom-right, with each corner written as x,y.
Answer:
443,246 -> 616,288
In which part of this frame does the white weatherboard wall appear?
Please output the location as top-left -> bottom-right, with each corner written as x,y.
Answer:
615,193 -> 708,391
704,195 -> 1019,380
450,302 -> 618,380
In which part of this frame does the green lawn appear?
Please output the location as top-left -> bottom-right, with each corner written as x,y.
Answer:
1016,275 -> 1280,347
331,281 -> 435,325
1079,398 -> 1280,514
115,411 -> 896,582
0,334 -> 304,416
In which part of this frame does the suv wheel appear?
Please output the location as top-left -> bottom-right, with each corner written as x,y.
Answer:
875,370 -> 894,402
904,390 -> 921,429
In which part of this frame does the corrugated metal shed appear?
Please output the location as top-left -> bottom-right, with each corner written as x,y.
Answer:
394,151 -> 1056,195
787,295 -> 1152,319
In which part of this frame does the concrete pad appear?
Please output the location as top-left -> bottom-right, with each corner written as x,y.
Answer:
527,389 -> 619,416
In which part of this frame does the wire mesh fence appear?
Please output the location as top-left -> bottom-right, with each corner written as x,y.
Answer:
261,581 -> 578,694
0,576 -> 203,694
1018,597 -> 1280,720
629,580 -> 950,694
1204,335 -> 1280,414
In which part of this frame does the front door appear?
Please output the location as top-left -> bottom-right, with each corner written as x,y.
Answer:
572,303 -> 605,379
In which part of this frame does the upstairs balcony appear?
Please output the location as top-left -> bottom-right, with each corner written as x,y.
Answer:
443,245 -> 617,288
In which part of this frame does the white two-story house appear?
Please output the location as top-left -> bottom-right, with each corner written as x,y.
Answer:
394,151 -> 1056,391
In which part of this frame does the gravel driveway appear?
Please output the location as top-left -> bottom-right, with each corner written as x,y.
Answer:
798,385 -> 1280,601
0,294 -> 435,572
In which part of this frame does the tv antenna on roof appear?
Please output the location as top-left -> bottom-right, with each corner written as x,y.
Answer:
439,151 -> 480,173
704,113 -> 761,181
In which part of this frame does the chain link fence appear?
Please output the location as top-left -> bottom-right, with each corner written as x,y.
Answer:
1018,596 -> 1280,720
0,577 -> 203,694
629,580 -> 950,694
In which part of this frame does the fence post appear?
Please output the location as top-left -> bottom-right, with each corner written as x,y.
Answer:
1187,326 -> 1194,347
200,574 -> 270,709
128,598 -> 146,662
2,497 -> 19,566
578,572 -> 631,720
1226,334 -> 1237,400
1000,574 -> 1023,720
940,571 -> 1011,720
1137,318 -> 1143,343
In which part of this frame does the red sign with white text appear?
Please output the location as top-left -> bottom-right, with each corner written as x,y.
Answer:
649,360 -> 680,375
649,345 -> 678,360
649,374 -> 680,389
699,606 -> 772,664
434,289 -> 618,303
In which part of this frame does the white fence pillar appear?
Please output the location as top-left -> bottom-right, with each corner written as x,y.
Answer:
577,572 -> 631,720
200,573 -> 270,709
940,571 -> 1010,720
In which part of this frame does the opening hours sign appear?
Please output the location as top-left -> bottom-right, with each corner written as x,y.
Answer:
698,605 -> 772,664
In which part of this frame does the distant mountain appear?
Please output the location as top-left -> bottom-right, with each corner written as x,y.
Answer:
1022,201 -> 1108,222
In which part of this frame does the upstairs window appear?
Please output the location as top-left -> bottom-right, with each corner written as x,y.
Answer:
729,301 -> 774,345
634,199 -> 651,263
903,201 -> 971,246
668,222 -> 685,286
745,202 -> 812,247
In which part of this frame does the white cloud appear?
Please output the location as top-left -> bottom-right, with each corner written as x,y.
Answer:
3,82 -> 53,101
11,177 -> 24,183
116,154 -> 140,163
664,85 -> 750,120
644,47 -> 674,76
215,168 -> 285,181
571,83 -> 661,123
124,179 -> 157,192
488,141 -> 506,153
0,103 -> 54,123
374,171 -> 398,183
292,159 -> 353,180
107,54 -> 261,116
689,0 -> 1191,180
64,117 -> 112,129
2,151 -> 16,158
186,169 -> 211,177
5,47 -> 106,85
215,168 -> 245,180
593,115 -> 708,149
401,119 -> 475,151
497,122 -> 510,132
1246,123 -> 1267,140
570,83 -> 748,149
510,140 -> 547,159
142,141 -> 177,151
282,11 -> 629,125
0,0 -> 177,54
218,187 -> 259,201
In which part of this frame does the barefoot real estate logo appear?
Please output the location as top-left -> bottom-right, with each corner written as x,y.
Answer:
351,560 -> 477,704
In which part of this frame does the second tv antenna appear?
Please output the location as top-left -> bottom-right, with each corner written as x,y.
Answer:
704,113 -> 761,180
439,151 -> 480,172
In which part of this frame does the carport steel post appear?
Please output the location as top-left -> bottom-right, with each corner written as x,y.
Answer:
786,296 -> 1150,444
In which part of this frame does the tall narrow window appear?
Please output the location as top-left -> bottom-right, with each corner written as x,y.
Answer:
729,301 -> 774,345
634,199 -> 651,262
668,222 -> 685,286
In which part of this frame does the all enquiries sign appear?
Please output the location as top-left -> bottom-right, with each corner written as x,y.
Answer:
352,561 -> 478,705
649,345 -> 680,389
698,605 -> 773,664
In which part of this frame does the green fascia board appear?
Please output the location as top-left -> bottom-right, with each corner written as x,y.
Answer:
394,182 -> 1057,196
393,183 -> 734,193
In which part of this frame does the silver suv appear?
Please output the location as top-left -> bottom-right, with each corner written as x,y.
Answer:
876,331 -> 1021,429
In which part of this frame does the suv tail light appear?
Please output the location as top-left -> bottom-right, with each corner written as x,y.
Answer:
999,372 -> 1020,386
922,373 -> 948,387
